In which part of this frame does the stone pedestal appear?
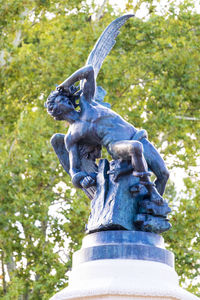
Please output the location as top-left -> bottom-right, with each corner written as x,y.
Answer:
50,231 -> 199,300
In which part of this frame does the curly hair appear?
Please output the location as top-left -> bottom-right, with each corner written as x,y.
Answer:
45,85 -> 81,120
45,89 -> 77,120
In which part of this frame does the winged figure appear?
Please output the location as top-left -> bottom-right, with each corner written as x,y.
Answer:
45,15 -> 169,205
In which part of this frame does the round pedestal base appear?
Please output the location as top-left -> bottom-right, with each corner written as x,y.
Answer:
50,231 -> 198,300
50,259 -> 198,300
73,231 -> 174,268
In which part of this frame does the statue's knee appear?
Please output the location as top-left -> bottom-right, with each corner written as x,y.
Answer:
131,141 -> 143,156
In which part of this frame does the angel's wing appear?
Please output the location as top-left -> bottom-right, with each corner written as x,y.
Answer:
86,14 -> 134,80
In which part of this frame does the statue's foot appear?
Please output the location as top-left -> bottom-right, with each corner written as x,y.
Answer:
139,180 -> 163,206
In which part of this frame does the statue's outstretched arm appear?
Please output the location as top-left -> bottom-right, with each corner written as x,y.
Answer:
57,65 -> 95,102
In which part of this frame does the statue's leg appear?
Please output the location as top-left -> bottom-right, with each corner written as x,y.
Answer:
110,141 -> 164,205
110,140 -> 149,176
110,139 -> 149,168
141,138 -> 169,196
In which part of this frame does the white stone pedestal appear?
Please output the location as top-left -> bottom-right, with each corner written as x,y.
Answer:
50,259 -> 198,300
50,231 -> 199,300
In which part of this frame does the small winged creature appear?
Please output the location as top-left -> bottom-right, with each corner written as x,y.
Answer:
45,15 -> 169,204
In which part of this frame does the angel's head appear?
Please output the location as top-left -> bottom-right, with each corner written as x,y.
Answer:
45,90 -> 76,121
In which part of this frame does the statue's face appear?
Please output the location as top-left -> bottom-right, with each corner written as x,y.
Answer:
55,95 -> 75,114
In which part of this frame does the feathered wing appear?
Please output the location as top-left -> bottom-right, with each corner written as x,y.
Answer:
86,14 -> 134,80
51,134 -> 70,175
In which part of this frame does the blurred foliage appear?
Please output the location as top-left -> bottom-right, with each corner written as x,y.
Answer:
0,0 -> 199,298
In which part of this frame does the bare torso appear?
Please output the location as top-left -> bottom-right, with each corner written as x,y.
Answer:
65,99 -> 137,156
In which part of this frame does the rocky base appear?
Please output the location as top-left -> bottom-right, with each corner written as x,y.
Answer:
87,159 -> 171,234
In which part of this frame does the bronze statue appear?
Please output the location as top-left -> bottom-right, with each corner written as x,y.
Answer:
45,15 -> 171,233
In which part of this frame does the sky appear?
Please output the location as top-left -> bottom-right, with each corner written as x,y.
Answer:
96,0 -> 200,17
